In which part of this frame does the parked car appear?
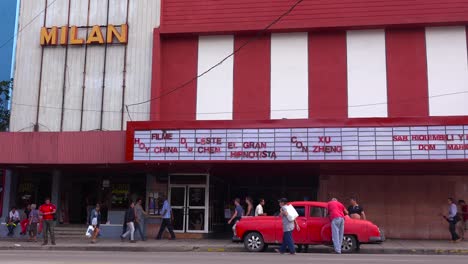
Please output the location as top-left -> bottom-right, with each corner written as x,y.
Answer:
234,201 -> 384,253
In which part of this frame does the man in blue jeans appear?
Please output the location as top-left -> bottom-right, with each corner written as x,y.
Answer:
328,198 -> 349,254
275,198 -> 299,255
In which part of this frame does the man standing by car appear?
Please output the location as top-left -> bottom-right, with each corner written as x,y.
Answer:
255,198 -> 267,216
328,198 -> 348,254
275,198 -> 299,255
39,198 -> 57,246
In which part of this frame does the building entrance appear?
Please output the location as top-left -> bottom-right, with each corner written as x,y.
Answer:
168,175 -> 209,233
208,164 -> 320,234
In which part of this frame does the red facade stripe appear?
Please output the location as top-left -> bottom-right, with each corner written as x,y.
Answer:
161,0 -> 468,34
386,28 -> 429,117
150,29 -> 162,121
308,31 -> 348,119
233,35 -> 271,120
158,36 -> 198,121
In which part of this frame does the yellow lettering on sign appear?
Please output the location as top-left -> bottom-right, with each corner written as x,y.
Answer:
40,27 -> 58,46
60,26 -> 68,45
87,25 -> 105,44
69,26 -> 84,45
107,24 -> 128,44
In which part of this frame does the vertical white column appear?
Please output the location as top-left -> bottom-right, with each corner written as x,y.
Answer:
347,30 -> 388,118
270,32 -> 309,119
426,26 -> 468,116
196,35 -> 234,120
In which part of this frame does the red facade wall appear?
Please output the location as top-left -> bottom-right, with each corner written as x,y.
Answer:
308,31 -> 348,119
233,35 -> 271,120
161,0 -> 468,34
386,28 -> 429,117
158,36 -> 199,121
318,174 -> 468,239
0,132 -> 126,164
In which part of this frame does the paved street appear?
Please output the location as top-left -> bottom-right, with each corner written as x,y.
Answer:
1,251 -> 468,264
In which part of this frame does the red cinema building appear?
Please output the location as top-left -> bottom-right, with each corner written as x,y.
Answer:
2,0 -> 468,239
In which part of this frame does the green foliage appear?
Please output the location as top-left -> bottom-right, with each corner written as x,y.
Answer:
0,79 -> 12,131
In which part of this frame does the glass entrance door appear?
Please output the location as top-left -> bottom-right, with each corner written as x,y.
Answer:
186,186 -> 207,233
169,186 -> 186,232
169,184 -> 208,233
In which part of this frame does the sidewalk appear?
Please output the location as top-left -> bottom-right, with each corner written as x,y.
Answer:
0,238 -> 467,255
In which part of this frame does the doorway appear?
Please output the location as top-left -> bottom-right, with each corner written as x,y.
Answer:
169,175 -> 209,233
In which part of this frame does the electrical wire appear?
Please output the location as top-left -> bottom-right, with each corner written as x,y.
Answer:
10,89 -> 468,115
0,0 -> 58,50
125,0 -> 305,109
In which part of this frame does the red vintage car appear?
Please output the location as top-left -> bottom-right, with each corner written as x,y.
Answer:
234,201 -> 384,253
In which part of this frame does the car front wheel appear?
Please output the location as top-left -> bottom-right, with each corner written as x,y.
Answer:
244,232 -> 265,252
341,235 -> 358,253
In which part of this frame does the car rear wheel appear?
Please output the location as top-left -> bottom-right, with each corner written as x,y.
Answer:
244,232 -> 265,252
341,235 -> 358,253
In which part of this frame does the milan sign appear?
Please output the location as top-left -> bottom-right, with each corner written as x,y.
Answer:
130,125 -> 468,162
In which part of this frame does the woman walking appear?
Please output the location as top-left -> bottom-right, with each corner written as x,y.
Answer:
28,204 -> 40,242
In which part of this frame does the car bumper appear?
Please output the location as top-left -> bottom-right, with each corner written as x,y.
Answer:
369,229 -> 385,243
232,236 -> 242,242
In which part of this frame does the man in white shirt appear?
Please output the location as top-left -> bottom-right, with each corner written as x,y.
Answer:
7,207 -> 20,236
255,199 -> 267,216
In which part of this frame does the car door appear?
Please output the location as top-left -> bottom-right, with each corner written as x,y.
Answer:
291,205 -> 308,244
307,205 -> 330,242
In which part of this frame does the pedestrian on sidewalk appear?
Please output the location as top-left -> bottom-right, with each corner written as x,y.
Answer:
255,198 -> 267,216
135,198 -> 147,241
275,198 -> 299,255
89,203 -> 101,244
156,194 -> 176,240
20,204 -> 31,235
328,198 -> 348,254
456,200 -> 466,240
442,198 -> 461,243
121,201 -> 136,243
227,198 -> 244,239
28,204 -> 40,242
245,197 -> 254,217
348,198 -> 366,220
39,198 -> 57,246
6,207 -> 20,236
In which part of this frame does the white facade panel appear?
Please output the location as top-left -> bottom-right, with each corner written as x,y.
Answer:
12,0 -> 160,131
426,26 -> 468,116
62,0 -> 90,131
347,30 -> 388,118
196,35 -> 234,120
123,0 -> 161,126
270,32 -> 309,119
102,0 -> 127,130
81,0 -> 108,131
10,0 -> 46,132
38,0 -> 69,131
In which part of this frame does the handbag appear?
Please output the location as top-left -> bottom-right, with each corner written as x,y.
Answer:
286,204 -> 299,222
85,225 -> 94,238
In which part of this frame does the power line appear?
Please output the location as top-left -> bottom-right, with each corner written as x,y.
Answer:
125,0 -> 305,109
10,89 -> 468,115
0,0 -> 58,50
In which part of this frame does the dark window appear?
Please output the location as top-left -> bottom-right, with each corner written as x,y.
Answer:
310,206 -> 327,218
295,206 -> 306,217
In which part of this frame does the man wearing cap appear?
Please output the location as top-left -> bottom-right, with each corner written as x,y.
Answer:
328,198 -> 348,254
275,198 -> 299,255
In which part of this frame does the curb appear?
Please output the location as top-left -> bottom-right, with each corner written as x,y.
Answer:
1,245 -> 468,255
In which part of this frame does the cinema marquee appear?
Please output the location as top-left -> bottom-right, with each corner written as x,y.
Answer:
40,24 -> 128,46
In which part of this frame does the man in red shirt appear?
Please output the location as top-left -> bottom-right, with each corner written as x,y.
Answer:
39,198 -> 57,245
328,198 -> 348,254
